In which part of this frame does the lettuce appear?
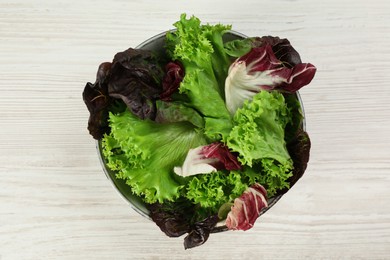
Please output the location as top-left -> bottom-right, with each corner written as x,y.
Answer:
82,62 -> 112,139
166,14 -> 233,141
83,48 -> 166,140
84,14 -> 317,249
226,91 -> 294,196
155,100 -> 204,128
224,38 -> 255,58
185,171 -> 248,212
108,48 -> 164,120
148,199 -> 219,249
173,142 -> 241,177
102,109 -> 207,203
227,91 -> 291,166
225,44 -> 316,115
225,183 -> 268,231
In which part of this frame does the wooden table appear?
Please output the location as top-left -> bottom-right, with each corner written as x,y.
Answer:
1,0 -> 389,259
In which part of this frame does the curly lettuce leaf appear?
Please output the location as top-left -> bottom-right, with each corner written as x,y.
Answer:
102,109 -> 207,203
185,171 -> 248,212
226,91 -> 294,196
257,158 -> 292,196
227,91 -> 292,166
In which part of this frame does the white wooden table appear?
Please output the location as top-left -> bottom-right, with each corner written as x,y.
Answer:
1,0 -> 390,259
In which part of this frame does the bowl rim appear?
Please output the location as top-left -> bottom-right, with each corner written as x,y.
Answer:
96,29 -> 306,232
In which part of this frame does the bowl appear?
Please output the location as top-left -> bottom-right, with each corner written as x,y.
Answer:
96,30 -> 306,232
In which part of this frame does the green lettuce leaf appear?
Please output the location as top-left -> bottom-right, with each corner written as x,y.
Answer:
224,38 -> 254,58
102,109 -> 207,203
241,159 -> 293,197
166,14 -> 233,141
185,171 -> 248,212
155,100 -> 204,128
227,91 -> 292,166
226,91 -> 294,196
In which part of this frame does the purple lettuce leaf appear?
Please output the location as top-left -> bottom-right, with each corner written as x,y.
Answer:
184,215 -> 219,249
82,62 -> 112,139
148,200 -> 193,237
83,48 -> 166,139
148,201 -> 219,249
108,48 -> 164,120
282,129 -> 311,193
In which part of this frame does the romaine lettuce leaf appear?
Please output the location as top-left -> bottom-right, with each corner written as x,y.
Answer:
166,14 -> 233,141
155,100 -> 204,128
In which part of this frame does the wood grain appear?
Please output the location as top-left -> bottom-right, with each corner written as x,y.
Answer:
1,0 -> 390,259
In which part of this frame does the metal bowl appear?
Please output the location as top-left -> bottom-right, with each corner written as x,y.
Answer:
96,30 -> 306,231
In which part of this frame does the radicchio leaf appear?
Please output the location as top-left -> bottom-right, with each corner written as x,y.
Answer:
174,143 -> 241,177
225,36 -> 303,66
184,215 -> 219,249
160,61 -> 184,101
251,36 -> 302,68
108,48 -> 164,120
225,183 -> 268,231
82,62 -> 112,139
225,44 -> 316,115
201,142 -> 242,171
